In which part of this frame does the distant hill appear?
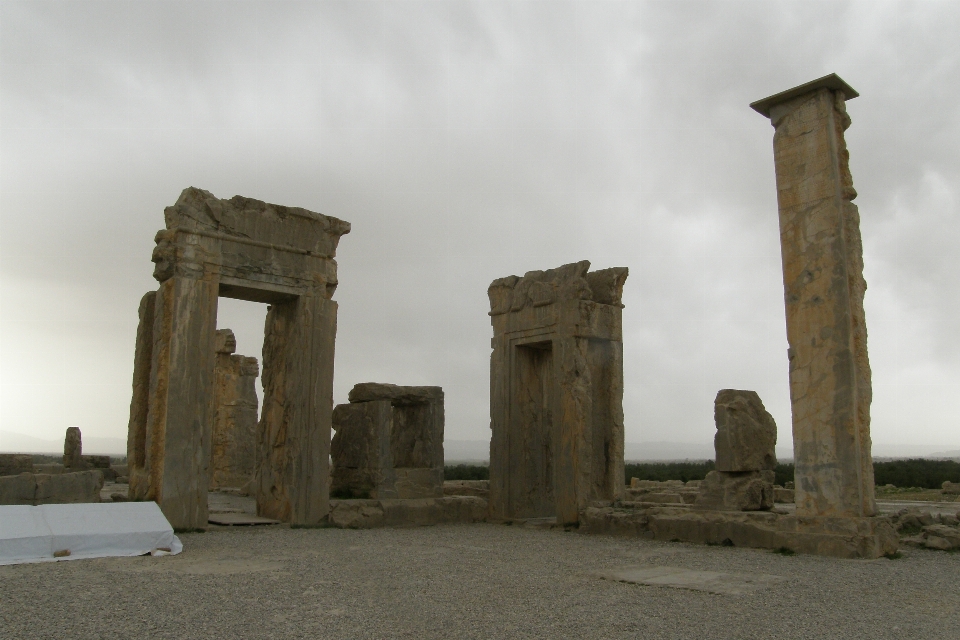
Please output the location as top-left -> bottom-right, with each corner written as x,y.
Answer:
0,431 -> 126,456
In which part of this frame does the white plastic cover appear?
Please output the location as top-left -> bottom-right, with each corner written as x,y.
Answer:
0,502 -> 183,565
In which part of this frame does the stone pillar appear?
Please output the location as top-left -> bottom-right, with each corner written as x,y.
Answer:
127,291 -> 156,500
751,74 -> 876,518
63,427 -> 82,469
256,293 -> 337,525
144,238 -> 220,530
210,329 -> 260,490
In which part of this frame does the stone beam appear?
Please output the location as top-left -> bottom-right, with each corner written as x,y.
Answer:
752,74 -> 876,518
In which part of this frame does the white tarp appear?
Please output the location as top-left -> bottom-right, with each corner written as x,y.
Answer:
0,502 -> 182,565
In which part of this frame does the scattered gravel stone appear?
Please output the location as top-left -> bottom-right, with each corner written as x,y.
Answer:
2,524 -> 959,639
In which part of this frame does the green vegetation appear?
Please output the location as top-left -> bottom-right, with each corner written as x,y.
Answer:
873,459 -> 960,489
444,464 -> 490,481
624,461 -> 715,483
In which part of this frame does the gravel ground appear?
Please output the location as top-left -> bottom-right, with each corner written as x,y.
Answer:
2,523 -> 959,640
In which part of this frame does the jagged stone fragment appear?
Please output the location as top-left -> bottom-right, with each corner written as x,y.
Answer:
695,470 -> 775,511
713,389 -> 777,472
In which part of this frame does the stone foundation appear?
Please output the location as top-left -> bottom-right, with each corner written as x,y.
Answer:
0,471 -> 104,506
327,496 -> 487,529
581,504 -> 898,559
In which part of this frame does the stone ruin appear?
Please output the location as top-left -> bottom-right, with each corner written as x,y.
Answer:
331,383 -> 444,499
210,329 -> 259,491
695,390 -> 777,511
487,260 -> 628,525
0,428 -> 104,506
126,187 -> 350,528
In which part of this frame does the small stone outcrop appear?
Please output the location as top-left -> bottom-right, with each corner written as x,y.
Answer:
695,389 -> 777,511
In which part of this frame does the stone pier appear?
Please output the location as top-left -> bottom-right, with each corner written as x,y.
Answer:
751,74 -> 876,518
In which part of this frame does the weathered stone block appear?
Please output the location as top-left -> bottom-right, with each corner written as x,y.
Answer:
331,383 -> 444,501
35,470 -> 103,504
0,454 -> 33,477
0,473 -> 38,505
713,389 -> 777,472
489,261 -> 627,525
695,470 -> 775,511
942,481 -> 960,495
210,329 -> 259,490
774,487 -> 795,503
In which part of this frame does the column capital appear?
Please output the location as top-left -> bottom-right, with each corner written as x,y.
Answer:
750,73 -> 858,118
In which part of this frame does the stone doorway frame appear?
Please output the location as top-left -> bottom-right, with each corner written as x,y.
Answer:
126,188 -> 350,529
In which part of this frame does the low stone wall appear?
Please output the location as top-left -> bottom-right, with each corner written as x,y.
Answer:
443,480 -> 489,498
0,454 -> 34,476
580,504 -> 898,559
327,496 -> 487,529
0,470 -> 103,506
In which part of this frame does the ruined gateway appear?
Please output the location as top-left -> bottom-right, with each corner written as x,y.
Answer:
127,187 -> 349,529
117,74 -> 901,558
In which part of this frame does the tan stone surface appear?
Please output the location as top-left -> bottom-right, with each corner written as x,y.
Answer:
758,80 -> 875,518
713,389 -> 777,472
327,496 -> 487,529
488,261 -> 627,526
210,329 -> 259,490
126,187 -> 349,528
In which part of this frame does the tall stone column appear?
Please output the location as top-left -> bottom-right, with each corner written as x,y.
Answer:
256,292 -> 338,525
751,74 -> 876,518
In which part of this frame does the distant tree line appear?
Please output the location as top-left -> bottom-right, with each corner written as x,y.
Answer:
446,459 -> 960,489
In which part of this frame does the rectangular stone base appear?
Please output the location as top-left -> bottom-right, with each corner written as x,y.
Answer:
581,505 -> 898,559
327,496 -> 487,529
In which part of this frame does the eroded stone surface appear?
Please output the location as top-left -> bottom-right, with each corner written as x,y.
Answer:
1,470 -> 103,505
489,261 -> 627,525
713,390 -> 777,472
0,454 -> 33,477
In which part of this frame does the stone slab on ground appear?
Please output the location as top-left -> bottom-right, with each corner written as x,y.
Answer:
596,565 -> 787,595
327,496 -> 487,529
208,513 -> 281,526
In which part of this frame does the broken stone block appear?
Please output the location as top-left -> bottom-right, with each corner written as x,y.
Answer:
35,471 -> 103,504
713,389 -> 777,472
774,487 -> 795,503
63,427 -> 83,469
942,481 -> 960,495
331,384 -> 445,500
695,470 -> 775,511
0,473 -> 38,505
0,454 -> 33,477
210,329 -> 260,490
921,525 -> 960,551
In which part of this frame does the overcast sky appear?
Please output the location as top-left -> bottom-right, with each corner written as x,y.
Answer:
2,0 -> 959,455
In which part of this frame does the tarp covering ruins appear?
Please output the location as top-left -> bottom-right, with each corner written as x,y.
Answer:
0,502 -> 182,566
